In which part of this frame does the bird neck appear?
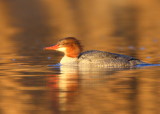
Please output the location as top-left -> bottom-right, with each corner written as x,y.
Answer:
65,46 -> 81,58
60,56 -> 78,65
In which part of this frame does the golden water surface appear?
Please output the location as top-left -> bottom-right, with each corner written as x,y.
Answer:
0,0 -> 160,114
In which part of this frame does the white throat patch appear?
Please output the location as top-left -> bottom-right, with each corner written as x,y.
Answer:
60,56 -> 78,65
57,47 -> 66,52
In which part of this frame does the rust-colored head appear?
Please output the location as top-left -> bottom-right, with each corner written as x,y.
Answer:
44,37 -> 83,58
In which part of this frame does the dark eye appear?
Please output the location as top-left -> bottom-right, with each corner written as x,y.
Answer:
63,43 -> 70,45
65,43 -> 70,45
60,42 -> 70,46
59,43 -> 65,46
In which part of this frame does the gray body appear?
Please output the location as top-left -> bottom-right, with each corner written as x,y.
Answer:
78,50 -> 146,67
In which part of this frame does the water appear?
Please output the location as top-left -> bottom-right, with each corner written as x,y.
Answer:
0,1 -> 160,114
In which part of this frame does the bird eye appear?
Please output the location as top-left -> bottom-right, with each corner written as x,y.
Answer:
60,42 -> 70,46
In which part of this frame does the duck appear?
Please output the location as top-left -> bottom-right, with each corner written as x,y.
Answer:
44,37 -> 148,67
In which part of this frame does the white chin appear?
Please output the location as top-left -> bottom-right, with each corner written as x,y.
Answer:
57,47 -> 66,52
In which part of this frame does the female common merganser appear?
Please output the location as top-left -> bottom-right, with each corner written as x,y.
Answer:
44,37 -> 147,67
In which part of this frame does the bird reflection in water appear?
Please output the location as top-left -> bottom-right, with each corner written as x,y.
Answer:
47,64 -> 134,113
47,65 -> 79,112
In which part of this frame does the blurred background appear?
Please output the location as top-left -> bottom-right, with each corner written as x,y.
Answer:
0,0 -> 160,114
1,0 -> 160,59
